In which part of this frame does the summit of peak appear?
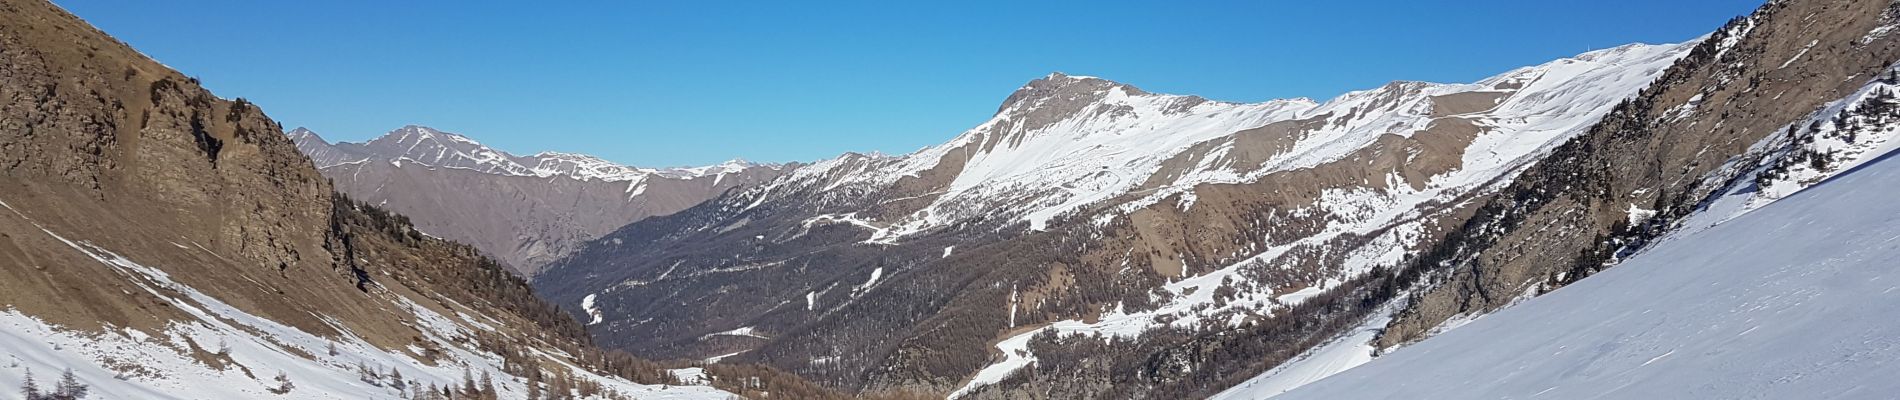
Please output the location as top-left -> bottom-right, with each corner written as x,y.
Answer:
996,72 -> 1149,116
1024,71 -> 1133,91
371,125 -> 488,148
1042,71 -> 1105,81
390,124 -> 439,136
285,127 -> 326,144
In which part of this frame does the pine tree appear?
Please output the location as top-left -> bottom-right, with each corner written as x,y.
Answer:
53,368 -> 87,400
480,371 -> 497,400
358,362 -> 378,386
548,373 -> 572,400
525,368 -> 543,400
269,371 -> 295,394
390,368 -> 407,391
462,368 -> 478,398
21,368 -> 42,400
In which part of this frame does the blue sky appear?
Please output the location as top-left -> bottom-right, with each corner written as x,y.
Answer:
60,1 -> 1760,167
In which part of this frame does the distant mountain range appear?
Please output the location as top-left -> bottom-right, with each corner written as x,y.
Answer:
527,39 -> 1694,396
525,0 -> 1900,397
8,0 -> 1900,398
0,0 -> 785,397
290,125 -> 787,274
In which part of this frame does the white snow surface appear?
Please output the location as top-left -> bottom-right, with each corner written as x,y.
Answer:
1277,145 -> 1900,399
667,367 -> 708,385
1210,314 -> 1389,400
946,326 -> 1037,399
581,294 -> 605,325
701,326 -> 769,340
853,267 -> 885,294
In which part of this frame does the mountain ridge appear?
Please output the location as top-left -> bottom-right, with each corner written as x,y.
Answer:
293,124 -> 779,182
291,125 -> 789,274
534,34 -> 1699,398
0,0 -> 810,396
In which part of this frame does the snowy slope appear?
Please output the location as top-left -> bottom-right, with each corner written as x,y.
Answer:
0,199 -> 733,400
1208,315 -> 1388,400
736,41 -> 1690,247
1274,148 -> 1900,399
1675,65 -> 1900,236
1215,58 -> 1900,400
944,41 -> 1693,398
540,40 -> 1700,396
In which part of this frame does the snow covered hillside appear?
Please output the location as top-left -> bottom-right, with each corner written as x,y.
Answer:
941,41 -> 1691,398
733,42 -> 1691,242
1274,136 -> 1900,399
539,38 -> 1699,398
1218,57 -> 1900,400
0,198 -> 733,400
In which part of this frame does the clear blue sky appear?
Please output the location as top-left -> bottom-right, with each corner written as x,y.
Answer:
58,1 -> 1760,167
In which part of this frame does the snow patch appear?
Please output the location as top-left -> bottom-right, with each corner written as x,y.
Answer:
700,326 -> 769,340
581,294 -> 605,326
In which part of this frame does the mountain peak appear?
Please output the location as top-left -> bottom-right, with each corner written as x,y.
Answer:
381,124 -> 475,144
285,126 -> 324,143
997,72 -> 1151,116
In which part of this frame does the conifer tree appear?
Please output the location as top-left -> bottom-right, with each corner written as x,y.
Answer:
269,371 -> 295,394
526,367 -> 543,400
462,368 -> 478,398
54,368 -> 88,400
480,371 -> 497,400
548,372 -> 572,400
390,368 -> 407,391
21,368 -> 42,400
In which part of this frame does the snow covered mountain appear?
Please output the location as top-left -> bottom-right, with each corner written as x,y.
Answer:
1220,0 -> 1900,396
5,0 -> 1882,397
1273,122 -> 1900,400
292,125 -> 765,182
291,126 -> 787,274
530,1 -> 1900,397
532,24 -> 1713,398
0,1 -> 836,398
764,43 -> 1684,242
1222,60 -> 1900,400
